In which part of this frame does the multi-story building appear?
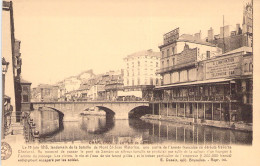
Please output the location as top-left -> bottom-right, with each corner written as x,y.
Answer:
31,84 -> 59,102
158,27 -> 222,87
105,70 -> 124,101
123,49 -> 161,100
2,1 -> 27,122
153,26 -> 253,125
63,76 -> 81,93
208,3 -> 253,53
87,85 -> 106,101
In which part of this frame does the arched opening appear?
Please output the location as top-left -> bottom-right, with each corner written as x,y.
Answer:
80,106 -> 115,134
128,106 -> 152,119
81,106 -> 115,119
33,107 -> 64,138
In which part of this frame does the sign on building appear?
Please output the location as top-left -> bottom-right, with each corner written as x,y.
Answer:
163,27 -> 179,44
205,54 -> 241,79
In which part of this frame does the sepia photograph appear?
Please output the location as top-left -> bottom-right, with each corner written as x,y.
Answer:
1,0 -> 259,165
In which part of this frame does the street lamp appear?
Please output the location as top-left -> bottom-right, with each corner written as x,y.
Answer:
2,57 -> 9,139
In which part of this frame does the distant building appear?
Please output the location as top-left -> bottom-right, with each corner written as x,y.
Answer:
31,84 -> 59,102
63,76 -> 81,93
122,49 -> 161,100
104,70 -> 124,101
208,2 -> 253,53
87,85 -> 105,101
78,69 -> 94,81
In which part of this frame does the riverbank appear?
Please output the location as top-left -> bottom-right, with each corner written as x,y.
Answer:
140,114 -> 252,132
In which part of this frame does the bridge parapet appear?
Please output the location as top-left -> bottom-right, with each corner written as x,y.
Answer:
26,101 -> 150,120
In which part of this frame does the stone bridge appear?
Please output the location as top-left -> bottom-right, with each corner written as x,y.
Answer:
30,101 -> 150,120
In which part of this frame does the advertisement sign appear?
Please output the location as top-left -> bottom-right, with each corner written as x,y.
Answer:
205,55 -> 241,79
163,27 -> 179,44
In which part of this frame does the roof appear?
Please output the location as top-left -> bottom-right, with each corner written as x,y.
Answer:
156,78 -> 232,89
222,46 -> 252,56
177,34 -> 217,47
125,49 -> 161,59
35,84 -> 59,89
20,78 -> 32,85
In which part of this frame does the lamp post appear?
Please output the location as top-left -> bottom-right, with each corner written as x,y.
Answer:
2,57 -> 9,139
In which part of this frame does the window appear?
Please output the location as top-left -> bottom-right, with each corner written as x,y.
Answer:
244,63 -> 249,72
172,47 -> 175,55
167,59 -> 169,67
127,79 -> 129,85
22,86 -> 29,93
249,62 -> 253,72
167,49 -> 169,57
150,78 -> 153,85
132,79 -> 135,86
162,51 -> 164,58
180,103 -> 184,108
156,78 -> 159,85
138,78 -> 140,85
23,95 -> 29,102
172,103 -> 176,108
138,61 -> 140,66
162,61 -> 164,69
172,58 -> 175,66
156,62 -> 159,67
206,51 -> 210,59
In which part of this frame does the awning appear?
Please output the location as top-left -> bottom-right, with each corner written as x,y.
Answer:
155,78 -> 232,89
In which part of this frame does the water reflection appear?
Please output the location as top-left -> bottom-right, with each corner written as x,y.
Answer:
140,119 -> 252,145
80,115 -> 114,134
31,109 -> 252,145
30,108 -> 64,138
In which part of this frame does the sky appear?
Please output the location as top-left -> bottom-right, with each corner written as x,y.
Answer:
8,0 -> 251,87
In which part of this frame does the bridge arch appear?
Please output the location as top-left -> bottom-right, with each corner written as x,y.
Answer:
128,105 -> 152,119
44,107 -> 65,117
82,106 -> 115,118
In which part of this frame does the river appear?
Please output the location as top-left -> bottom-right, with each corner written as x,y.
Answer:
30,109 -> 252,145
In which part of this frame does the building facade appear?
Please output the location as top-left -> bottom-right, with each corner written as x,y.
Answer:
152,27 -> 253,125
20,78 -> 32,118
31,84 -> 59,102
123,49 -> 161,100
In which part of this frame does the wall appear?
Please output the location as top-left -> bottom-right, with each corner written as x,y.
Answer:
2,8 -> 16,111
176,41 -> 221,61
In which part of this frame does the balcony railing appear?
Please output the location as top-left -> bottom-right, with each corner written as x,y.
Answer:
152,95 -> 237,102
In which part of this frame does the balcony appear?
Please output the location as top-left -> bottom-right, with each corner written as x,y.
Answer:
153,95 -> 237,103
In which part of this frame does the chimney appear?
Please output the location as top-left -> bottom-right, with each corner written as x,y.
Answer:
236,24 -> 241,34
220,25 -> 230,38
194,30 -> 201,40
208,27 -> 214,42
